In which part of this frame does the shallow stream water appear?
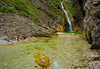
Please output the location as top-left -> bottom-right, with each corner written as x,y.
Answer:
0,32 -> 100,69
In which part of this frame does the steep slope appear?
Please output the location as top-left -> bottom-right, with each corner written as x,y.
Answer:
0,0 -> 63,41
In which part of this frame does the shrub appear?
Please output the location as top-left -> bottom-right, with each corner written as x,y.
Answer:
62,1 -> 76,16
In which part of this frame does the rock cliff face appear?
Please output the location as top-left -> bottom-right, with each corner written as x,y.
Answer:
0,0 -> 64,41
84,0 -> 100,49
70,0 -> 85,31
70,0 -> 100,49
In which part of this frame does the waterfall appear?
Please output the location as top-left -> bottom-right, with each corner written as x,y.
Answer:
64,10 -> 73,32
61,3 -> 64,9
61,3 -> 74,32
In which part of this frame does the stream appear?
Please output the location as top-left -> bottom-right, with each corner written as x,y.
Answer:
0,32 -> 100,69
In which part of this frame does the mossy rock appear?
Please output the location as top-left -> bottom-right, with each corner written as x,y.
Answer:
34,53 -> 50,68
51,46 -> 57,49
34,47 -> 45,50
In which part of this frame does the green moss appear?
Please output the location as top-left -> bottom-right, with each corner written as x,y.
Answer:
1,0 -> 63,21
42,12 -> 46,16
19,11 -> 28,17
0,6 -> 14,13
48,0 -> 62,17
65,32 -> 84,34
40,0 -> 43,2
1,0 -> 41,21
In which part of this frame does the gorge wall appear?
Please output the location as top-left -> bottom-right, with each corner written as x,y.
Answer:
70,0 -> 85,31
0,0 -> 64,41
71,0 -> 100,49
84,0 -> 100,49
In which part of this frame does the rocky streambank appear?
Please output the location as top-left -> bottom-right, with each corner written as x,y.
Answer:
70,0 -> 100,49
0,0 -> 64,43
84,0 -> 100,49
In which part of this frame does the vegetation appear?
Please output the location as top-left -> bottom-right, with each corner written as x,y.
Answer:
48,0 -> 63,17
62,0 -> 76,16
0,6 -> 14,13
1,0 -> 41,21
65,32 -> 84,34
0,0 -> 63,21
19,11 -> 28,17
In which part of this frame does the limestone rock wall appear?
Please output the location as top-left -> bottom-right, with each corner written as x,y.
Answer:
70,0 -> 85,31
0,0 -> 64,41
70,0 -> 100,49
84,0 -> 100,49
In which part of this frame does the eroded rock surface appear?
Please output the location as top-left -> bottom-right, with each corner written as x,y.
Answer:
0,0 -> 63,42
84,0 -> 100,49
0,14 -> 53,41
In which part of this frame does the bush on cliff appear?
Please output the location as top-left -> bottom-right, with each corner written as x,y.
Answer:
62,0 -> 76,16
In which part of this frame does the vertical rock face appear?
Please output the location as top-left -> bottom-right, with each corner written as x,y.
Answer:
70,0 -> 85,31
70,0 -> 100,49
84,0 -> 100,49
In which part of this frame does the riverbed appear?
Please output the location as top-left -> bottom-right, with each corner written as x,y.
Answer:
0,32 -> 100,69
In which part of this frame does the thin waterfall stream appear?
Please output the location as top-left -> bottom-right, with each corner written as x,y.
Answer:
61,3 -> 74,32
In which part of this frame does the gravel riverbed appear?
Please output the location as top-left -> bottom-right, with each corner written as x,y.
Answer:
0,33 -> 100,69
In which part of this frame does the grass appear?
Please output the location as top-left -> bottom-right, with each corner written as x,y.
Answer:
1,0 -> 41,21
48,0 -> 63,17
19,11 -> 28,17
0,0 -> 63,21
0,6 -> 14,13
65,32 -> 84,34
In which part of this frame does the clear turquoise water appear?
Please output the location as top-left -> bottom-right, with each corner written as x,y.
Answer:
0,33 -> 92,69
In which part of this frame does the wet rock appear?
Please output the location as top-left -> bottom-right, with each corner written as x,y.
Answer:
34,53 -> 50,68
